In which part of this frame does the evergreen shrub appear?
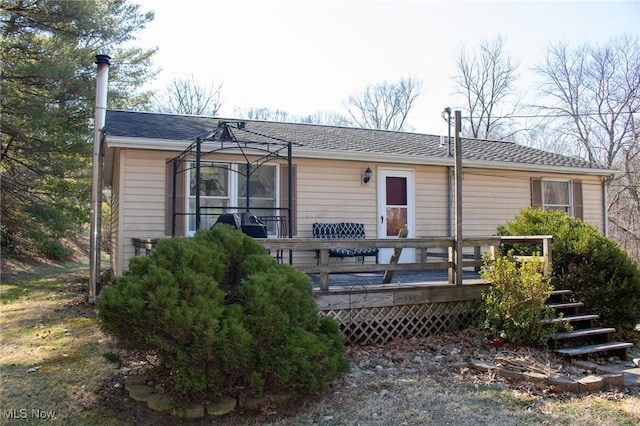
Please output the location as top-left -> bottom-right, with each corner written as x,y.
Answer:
97,225 -> 349,401
497,207 -> 640,331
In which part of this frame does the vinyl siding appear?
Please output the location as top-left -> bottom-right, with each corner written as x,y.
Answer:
415,167 -> 449,237
462,168 -> 532,236
110,149 -> 606,275
296,159 -> 377,234
120,150 -> 173,270
109,148 -> 121,276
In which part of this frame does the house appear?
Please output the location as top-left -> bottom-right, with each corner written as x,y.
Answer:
103,110 -> 615,277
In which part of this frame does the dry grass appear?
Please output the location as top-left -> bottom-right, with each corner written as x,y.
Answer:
1,271 -> 121,425
1,266 -> 640,425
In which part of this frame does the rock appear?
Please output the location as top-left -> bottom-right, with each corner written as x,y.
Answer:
470,360 -> 494,372
171,403 -> 205,419
269,392 -> 294,404
124,375 -> 147,391
128,384 -> 155,402
577,375 -> 604,392
448,361 -> 470,369
147,393 -> 174,412
572,360 -> 599,372
595,365 -> 619,375
239,394 -> 269,410
522,372 -> 548,384
496,367 -> 523,381
207,396 -> 237,416
549,376 -> 579,393
601,373 -> 624,389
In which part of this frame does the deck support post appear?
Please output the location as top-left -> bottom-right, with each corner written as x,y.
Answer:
453,110 -> 463,286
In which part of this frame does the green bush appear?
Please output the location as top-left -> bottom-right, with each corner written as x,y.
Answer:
480,251 -> 566,346
497,207 -> 640,331
39,238 -> 73,260
97,225 -> 349,401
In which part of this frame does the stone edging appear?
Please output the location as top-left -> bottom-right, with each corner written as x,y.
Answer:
124,376 -> 292,419
466,359 -> 626,393
123,359 -> 631,419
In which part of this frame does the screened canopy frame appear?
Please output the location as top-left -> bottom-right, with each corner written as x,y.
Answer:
167,120 -> 301,241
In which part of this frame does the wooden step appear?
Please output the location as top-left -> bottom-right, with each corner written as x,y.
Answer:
550,289 -> 572,297
551,327 -> 616,341
541,314 -> 599,325
547,289 -> 574,303
546,301 -> 584,310
554,342 -> 633,359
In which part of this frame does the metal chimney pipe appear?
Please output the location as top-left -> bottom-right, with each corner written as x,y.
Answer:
89,54 -> 111,303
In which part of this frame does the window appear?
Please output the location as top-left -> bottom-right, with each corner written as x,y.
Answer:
543,180 -> 571,212
188,162 -> 231,232
531,178 -> 583,219
165,160 -> 296,237
187,162 -> 277,234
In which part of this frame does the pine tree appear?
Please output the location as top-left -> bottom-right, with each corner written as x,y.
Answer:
1,0 -> 157,257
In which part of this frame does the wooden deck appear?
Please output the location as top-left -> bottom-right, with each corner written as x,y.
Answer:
258,236 -> 517,290
257,235 -> 552,344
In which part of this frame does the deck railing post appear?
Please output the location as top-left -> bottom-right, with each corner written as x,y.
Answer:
474,246 -> 481,272
319,248 -> 330,291
543,236 -> 552,277
448,246 -> 454,284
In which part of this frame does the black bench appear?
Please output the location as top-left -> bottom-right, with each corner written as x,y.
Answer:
312,222 -> 379,263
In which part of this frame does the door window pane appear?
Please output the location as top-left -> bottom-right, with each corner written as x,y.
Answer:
386,207 -> 407,237
386,177 -> 407,206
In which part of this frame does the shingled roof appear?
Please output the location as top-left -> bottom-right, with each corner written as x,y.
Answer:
105,110 -> 611,174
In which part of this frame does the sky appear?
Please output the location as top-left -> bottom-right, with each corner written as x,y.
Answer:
131,0 -> 640,135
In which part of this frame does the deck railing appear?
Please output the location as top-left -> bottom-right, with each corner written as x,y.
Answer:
257,235 -> 553,291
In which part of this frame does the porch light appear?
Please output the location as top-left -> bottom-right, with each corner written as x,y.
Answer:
363,167 -> 372,184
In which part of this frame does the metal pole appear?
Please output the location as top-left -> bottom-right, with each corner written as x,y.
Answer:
171,158 -> 178,236
454,111 -> 463,286
445,107 -> 453,237
89,54 -> 110,303
287,141 -> 293,264
195,137 -> 202,231
245,163 -> 251,212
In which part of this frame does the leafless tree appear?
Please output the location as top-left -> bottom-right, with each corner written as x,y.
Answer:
235,107 -> 291,122
345,76 -> 423,131
452,36 -> 521,140
299,111 -> 352,126
235,107 -> 351,126
535,35 -> 640,261
153,74 -> 223,116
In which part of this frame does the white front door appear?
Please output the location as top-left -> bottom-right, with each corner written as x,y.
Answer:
377,169 -> 415,264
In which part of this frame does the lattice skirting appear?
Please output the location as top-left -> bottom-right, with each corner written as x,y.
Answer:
319,300 -> 483,345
